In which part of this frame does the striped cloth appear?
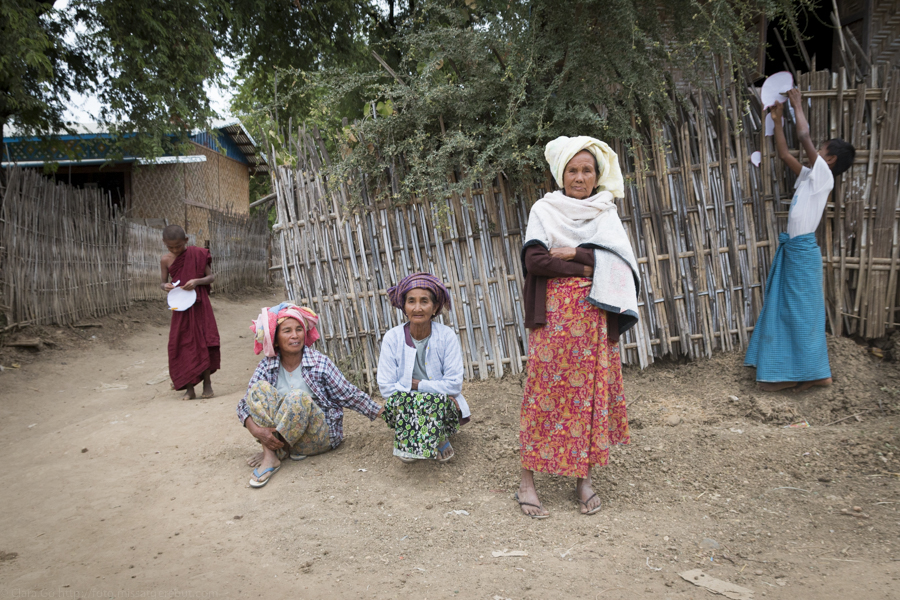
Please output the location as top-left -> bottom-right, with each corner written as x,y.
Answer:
744,232 -> 831,382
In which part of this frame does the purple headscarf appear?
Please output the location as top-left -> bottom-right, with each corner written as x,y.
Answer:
387,272 -> 452,312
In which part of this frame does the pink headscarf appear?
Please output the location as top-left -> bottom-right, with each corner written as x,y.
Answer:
250,302 -> 320,357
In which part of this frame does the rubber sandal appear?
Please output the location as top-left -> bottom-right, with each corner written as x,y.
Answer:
578,492 -> 602,515
290,451 -> 307,461
249,465 -> 280,488
436,441 -> 455,463
514,492 -> 549,519
397,456 -> 416,463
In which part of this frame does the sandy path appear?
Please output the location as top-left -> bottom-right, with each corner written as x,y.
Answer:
0,292 -> 897,599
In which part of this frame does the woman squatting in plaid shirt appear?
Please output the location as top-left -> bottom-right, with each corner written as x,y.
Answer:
237,303 -> 383,488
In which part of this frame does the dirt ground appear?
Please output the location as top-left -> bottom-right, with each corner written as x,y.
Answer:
1,291 -> 898,599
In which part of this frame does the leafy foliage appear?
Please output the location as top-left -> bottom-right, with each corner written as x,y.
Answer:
0,1 -> 93,144
302,0 -> 810,204
1,0 -> 230,161
74,0 -> 229,157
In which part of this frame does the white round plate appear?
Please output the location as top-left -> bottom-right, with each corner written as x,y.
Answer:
764,113 -> 785,137
750,151 -> 762,167
167,286 -> 197,312
761,71 -> 793,109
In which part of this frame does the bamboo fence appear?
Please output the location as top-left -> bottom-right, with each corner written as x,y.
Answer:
208,208 -> 270,293
1,168 -> 271,328
0,168 -> 130,327
128,222 -> 167,302
270,66 -> 899,386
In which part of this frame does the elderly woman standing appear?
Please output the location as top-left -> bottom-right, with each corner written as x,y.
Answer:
237,303 -> 383,488
378,273 -> 470,462
516,136 -> 640,518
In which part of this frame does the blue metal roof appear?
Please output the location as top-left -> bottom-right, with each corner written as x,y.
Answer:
2,121 -> 268,173
190,130 -> 248,164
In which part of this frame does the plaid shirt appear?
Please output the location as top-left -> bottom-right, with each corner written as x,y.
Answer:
237,349 -> 381,448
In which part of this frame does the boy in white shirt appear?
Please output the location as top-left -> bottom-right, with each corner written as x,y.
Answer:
744,88 -> 855,392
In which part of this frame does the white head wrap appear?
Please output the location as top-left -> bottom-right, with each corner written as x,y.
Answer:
544,136 -> 625,199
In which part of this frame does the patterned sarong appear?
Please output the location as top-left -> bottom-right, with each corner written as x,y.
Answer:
520,277 -> 630,478
744,232 -> 831,382
245,381 -> 331,456
382,391 -> 460,460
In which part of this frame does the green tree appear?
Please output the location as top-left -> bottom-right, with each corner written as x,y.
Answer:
0,1 -> 93,177
74,0 -> 229,157
1,0 -> 231,169
302,0 -> 811,203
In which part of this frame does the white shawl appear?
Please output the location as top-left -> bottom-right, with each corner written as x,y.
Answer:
523,190 -> 640,333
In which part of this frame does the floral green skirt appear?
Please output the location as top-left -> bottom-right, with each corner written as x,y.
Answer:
382,391 -> 460,460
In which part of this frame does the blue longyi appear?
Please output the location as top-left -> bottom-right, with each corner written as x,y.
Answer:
744,232 -> 832,382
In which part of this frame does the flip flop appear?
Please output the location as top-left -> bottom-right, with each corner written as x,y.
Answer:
397,456 -> 417,463
436,441 -> 455,463
249,465 -> 280,488
290,451 -> 307,461
514,492 -> 549,519
578,492 -> 602,515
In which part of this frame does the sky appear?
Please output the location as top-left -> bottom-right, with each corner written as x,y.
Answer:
63,67 -> 236,125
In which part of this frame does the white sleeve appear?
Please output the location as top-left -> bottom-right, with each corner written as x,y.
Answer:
807,155 -> 835,196
376,330 -> 407,398
417,328 -> 464,398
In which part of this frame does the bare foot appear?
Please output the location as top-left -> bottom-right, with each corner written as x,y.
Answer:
247,451 -> 264,468
576,476 -> 602,514
182,386 -> 197,400
200,370 -> 214,398
758,381 -> 798,392
516,469 -> 549,518
795,377 -> 832,392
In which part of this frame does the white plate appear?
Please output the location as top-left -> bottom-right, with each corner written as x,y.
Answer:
750,151 -> 762,167
764,113 -> 785,136
761,71 -> 793,109
167,286 -> 197,312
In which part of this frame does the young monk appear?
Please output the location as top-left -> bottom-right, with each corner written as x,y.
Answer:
745,88 -> 855,392
160,225 -> 220,400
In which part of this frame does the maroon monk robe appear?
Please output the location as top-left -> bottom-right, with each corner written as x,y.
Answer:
167,246 -> 221,390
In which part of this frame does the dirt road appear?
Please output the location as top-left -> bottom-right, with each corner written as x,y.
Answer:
1,292 -> 898,599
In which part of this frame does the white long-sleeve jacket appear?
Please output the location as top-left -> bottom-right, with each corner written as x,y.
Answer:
377,321 -> 471,419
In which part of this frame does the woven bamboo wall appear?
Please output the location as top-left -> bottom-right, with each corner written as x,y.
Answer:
189,143 -> 251,215
130,145 -> 251,244
270,66 -> 899,385
130,163 -> 187,224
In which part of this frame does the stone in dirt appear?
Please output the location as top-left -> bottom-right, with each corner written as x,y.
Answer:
666,415 -> 682,426
491,549 -> 527,557
679,569 -> 753,600
699,538 -> 720,550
